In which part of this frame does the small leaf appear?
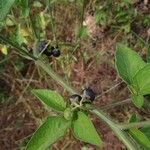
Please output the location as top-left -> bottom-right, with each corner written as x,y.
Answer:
10,24 -> 27,45
39,12 -> 46,30
131,94 -> 144,108
129,114 -> 139,123
129,128 -> 150,150
26,116 -> 70,150
32,89 -> 66,111
33,1 -> 43,8
115,43 -> 146,84
64,107 -> 73,121
133,64 -> 150,95
0,0 -> 16,22
5,17 -> 15,26
72,111 -> 102,146
0,45 -> 8,55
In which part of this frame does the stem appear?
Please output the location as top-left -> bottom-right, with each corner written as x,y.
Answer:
102,98 -> 131,110
118,120 -> 150,130
90,108 -> 139,150
96,81 -> 123,99
131,30 -> 150,48
36,59 -> 78,95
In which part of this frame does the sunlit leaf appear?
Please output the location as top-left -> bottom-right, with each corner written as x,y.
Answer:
115,43 -> 146,85
133,64 -> 150,95
27,116 -> 70,150
32,89 -> 66,111
72,111 -> 102,146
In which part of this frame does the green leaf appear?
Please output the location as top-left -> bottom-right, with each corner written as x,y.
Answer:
115,43 -> 146,84
64,107 -> 73,121
133,64 -> 150,95
32,89 -> 66,111
129,114 -> 139,123
131,94 -> 144,108
72,111 -> 102,146
0,0 -> 16,22
12,24 -> 27,45
140,127 -> 150,139
26,116 -> 70,150
129,128 -> 150,150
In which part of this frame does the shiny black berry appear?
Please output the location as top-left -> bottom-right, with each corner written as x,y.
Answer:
52,47 -> 61,57
69,94 -> 82,103
43,46 -> 53,56
83,88 -> 96,101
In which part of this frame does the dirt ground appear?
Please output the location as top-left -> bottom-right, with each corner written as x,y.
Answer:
0,1 -> 150,150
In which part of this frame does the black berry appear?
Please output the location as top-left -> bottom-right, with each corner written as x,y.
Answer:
43,46 -> 53,56
52,47 -> 61,57
69,94 -> 82,103
37,41 -> 54,56
83,88 -> 96,101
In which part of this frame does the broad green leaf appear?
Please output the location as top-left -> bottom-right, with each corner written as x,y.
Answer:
72,111 -> 102,146
115,43 -> 146,84
26,116 -> 70,150
32,89 -> 66,111
0,0 -> 16,22
131,94 -> 144,108
129,128 -> 150,150
133,64 -> 150,95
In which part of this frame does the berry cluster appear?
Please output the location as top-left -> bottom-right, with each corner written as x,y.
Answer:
37,40 -> 61,57
69,87 -> 96,105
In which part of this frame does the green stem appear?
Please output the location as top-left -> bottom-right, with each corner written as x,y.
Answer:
102,99 -> 131,110
90,107 -> 139,150
118,120 -> 150,130
36,59 -> 78,95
